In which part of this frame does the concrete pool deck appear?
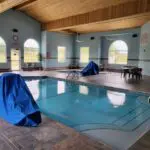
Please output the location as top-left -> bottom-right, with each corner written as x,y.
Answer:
0,70 -> 150,149
0,115 -> 111,150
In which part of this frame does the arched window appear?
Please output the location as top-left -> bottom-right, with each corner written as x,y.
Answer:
108,40 -> 128,65
24,39 -> 40,63
0,37 -> 6,63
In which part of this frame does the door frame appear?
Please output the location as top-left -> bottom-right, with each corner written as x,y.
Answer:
10,49 -> 21,71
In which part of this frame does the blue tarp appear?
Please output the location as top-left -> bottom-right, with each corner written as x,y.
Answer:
0,73 -> 41,126
81,61 -> 99,76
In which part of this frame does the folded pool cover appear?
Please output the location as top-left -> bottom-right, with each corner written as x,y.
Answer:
81,61 -> 99,76
0,73 -> 41,126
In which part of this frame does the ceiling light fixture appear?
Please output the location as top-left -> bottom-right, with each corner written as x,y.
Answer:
76,33 -> 84,43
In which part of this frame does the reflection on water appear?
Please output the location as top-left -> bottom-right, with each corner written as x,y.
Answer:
107,91 -> 126,108
26,80 -> 40,101
57,81 -> 66,94
26,79 -> 126,108
26,78 -> 150,133
79,85 -> 89,95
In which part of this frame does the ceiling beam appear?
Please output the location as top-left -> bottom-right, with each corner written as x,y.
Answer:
0,0 -> 32,13
71,13 -> 150,33
43,0 -> 150,31
60,29 -> 76,34
0,0 -> 6,3
14,0 -> 37,10
56,30 -> 75,35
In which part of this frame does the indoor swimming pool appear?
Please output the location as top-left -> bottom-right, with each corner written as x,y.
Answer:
26,77 -> 150,149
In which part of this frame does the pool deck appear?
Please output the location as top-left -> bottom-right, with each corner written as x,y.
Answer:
15,70 -> 150,94
1,70 -> 150,150
0,115 -> 110,150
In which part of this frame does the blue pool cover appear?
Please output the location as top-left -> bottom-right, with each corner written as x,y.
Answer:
0,73 -> 41,126
81,61 -> 99,76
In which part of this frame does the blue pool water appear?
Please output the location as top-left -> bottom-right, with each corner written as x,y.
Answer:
26,78 -> 150,132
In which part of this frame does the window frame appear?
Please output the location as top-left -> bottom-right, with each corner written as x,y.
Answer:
24,39 -> 40,63
108,40 -> 128,65
0,37 -> 7,63
57,46 -> 66,63
80,47 -> 90,63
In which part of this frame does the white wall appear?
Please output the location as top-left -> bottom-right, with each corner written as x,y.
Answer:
101,33 -> 140,69
139,21 -> 150,75
0,9 -> 41,69
75,28 -> 141,69
75,35 -> 101,68
0,9 -> 143,72
41,32 -> 74,69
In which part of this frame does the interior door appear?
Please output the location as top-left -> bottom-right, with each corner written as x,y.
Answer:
11,49 -> 20,71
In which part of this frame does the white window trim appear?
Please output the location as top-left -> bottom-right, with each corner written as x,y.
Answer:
58,46 -> 66,63
0,37 -> 7,63
80,47 -> 90,63
24,39 -> 40,63
108,40 -> 128,65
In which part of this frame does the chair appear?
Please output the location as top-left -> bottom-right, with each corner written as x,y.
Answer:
131,68 -> 142,80
99,64 -> 104,71
68,61 -> 80,69
66,70 -> 80,79
121,66 -> 130,78
123,69 -> 130,78
104,64 -> 111,72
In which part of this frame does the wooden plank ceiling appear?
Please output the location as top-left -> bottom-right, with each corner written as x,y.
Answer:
4,0 -> 150,33
15,0 -> 135,22
0,0 -> 33,13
